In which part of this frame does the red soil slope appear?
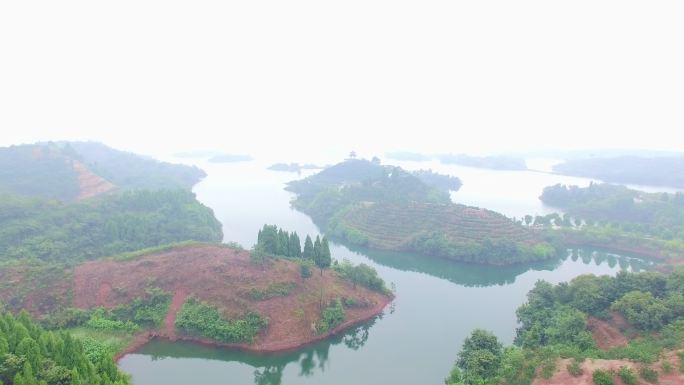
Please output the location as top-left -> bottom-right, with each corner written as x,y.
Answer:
72,245 -> 392,353
72,160 -> 115,200
587,314 -> 629,350
533,354 -> 684,385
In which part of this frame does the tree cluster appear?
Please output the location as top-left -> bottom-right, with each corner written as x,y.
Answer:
0,311 -> 131,385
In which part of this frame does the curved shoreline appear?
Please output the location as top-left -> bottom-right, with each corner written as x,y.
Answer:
115,294 -> 393,362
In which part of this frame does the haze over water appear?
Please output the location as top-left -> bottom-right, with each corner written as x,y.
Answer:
119,158 -> 658,385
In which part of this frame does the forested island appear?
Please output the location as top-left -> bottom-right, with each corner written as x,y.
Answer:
552,156 -> 684,188
535,183 -> 684,262
287,159 -> 555,265
438,154 -> 528,170
445,268 -> 684,385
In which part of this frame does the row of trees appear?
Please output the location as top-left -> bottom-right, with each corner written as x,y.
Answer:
255,225 -> 331,274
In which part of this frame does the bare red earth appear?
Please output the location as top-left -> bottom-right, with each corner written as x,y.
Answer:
69,245 -> 392,357
533,353 -> 684,385
71,160 -> 115,200
164,290 -> 188,340
587,315 -> 628,350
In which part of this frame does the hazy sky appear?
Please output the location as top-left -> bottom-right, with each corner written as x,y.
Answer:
1,1 -> 682,159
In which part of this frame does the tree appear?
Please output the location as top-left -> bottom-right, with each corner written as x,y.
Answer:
250,245 -> 268,271
289,232 -> 302,258
611,291 -> 671,331
524,215 -> 533,226
455,329 -> 503,385
315,237 -> 332,275
303,235 -> 314,260
349,151 -> 357,159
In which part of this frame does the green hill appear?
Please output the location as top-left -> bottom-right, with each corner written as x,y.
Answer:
0,142 -> 206,201
290,159 -> 555,265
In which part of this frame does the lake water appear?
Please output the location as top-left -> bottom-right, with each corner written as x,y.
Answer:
119,159 -> 661,385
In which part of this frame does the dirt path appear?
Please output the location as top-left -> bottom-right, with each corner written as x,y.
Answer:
587,316 -> 628,350
163,290 -> 188,340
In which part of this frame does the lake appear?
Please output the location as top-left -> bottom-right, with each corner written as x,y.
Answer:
118,158 -> 661,385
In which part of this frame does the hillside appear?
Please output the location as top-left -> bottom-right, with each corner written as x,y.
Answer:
0,245 -> 391,353
329,202 -> 553,265
289,159 -> 555,265
552,156 -> 684,188
0,142 -> 206,201
0,189 -> 223,263
445,269 -> 684,385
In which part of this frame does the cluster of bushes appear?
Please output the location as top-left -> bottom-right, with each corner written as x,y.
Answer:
316,299 -> 346,334
248,282 -> 297,301
406,232 -> 556,265
174,298 -> 268,344
333,259 -> 389,294
0,189 -> 223,263
41,288 -> 172,332
446,268 -> 684,385
0,311 -> 131,385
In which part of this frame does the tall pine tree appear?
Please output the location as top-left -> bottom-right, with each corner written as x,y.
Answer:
303,235 -> 314,260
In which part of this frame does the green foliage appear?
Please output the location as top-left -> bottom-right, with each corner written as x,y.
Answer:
0,143 -> 79,201
611,291 -> 671,331
552,156 -> 684,188
0,311 -> 131,385
661,360 -> 673,373
255,225 -> 303,259
411,169 -> 462,191
333,259 -> 389,294
454,329 -> 503,385
314,236 -> 332,273
568,358 -> 584,377
639,366 -> 658,383
592,369 -> 614,385
249,282 -> 297,301
303,236 -> 314,260
175,298 -> 268,343
299,260 -> 313,279
66,141 -> 206,190
0,189 -> 223,263
679,351 -> 684,373
540,182 -> 684,246
617,366 -> 637,385
316,299 -> 345,334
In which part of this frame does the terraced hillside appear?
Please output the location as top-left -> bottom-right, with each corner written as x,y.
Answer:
329,202 -> 554,264
290,159 -> 556,265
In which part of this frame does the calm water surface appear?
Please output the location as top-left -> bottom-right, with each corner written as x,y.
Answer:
119,159 -> 659,385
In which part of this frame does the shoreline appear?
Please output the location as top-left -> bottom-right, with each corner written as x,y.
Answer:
115,294 -> 393,362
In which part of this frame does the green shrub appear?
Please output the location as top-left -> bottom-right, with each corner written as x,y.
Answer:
249,282 -> 297,301
299,261 -> 313,279
662,360 -> 673,374
617,366 -> 637,385
317,299 -> 345,334
592,369 -> 614,385
567,359 -> 583,377
639,366 -> 658,383
175,298 -> 268,343
678,351 -> 684,373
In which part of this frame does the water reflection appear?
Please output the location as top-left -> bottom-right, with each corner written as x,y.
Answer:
134,318 -> 379,385
339,240 -> 655,287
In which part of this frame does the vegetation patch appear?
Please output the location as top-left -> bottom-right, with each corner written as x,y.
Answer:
317,299 -> 346,334
249,282 -> 297,301
175,298 -> 268,343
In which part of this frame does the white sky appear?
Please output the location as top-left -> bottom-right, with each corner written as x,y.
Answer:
1,1 -> 682,160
